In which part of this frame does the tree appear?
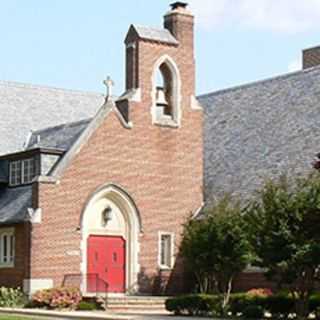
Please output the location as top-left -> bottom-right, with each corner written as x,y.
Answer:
247,173 -> 320,319
181,196 -> 251,311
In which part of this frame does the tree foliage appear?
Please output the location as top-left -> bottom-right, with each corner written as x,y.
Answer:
181,196 -> 251,310
247,173 -> 320,319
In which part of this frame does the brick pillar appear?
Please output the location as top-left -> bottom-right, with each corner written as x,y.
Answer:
164,3 -> 195,94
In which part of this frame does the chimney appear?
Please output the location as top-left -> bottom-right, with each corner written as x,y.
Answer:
303,46 -> 320,69
164,2 -> 194,57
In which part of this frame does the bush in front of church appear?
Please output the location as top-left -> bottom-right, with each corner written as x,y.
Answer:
32,287 -> 82,310
0,287 -> 26,308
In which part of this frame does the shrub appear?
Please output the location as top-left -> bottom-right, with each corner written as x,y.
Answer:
309,293 -> 320,314
242,305 -> 264,319
32,287 -> 82,310
229,293 -> 267,316
0,287 -> 26,307
247,288 -> 272,298
165,294 -> 222,316
265,294 -> 294,318
77,300 -> 100,311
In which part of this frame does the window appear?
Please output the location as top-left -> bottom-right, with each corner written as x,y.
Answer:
22,158 -> 36,184
159,232 -> 174,269
0,229 -> 15,268
9,160 -> 22,186
152,55 -> 181,126
9,158 -> 36,186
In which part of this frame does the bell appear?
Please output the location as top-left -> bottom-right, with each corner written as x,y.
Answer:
156,87 -> 169,107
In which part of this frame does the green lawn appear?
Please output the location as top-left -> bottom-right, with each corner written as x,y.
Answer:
0,315 -> 52,320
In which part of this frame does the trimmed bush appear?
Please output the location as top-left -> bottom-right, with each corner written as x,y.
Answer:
32,287 -> 82,310
309,293 -> 320,314
77,300 -> 100,311
265,294 -> 294,317
242,305 -> 264,319
166,292 -> 320,318
0,287 -> 26,308
165,294 -> 222,316
229,293 -> 267,316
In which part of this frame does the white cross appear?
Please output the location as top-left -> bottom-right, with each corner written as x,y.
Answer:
103,76 -> 114,97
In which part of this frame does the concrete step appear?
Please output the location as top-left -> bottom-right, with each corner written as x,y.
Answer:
101,296 -> 169,314
106,300 -> 166,305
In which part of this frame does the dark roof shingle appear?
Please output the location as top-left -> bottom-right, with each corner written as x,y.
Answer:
0,186 -> 32,224
0,81 -> 103,156
199,66 -> 320,201
27,119 -> 91,151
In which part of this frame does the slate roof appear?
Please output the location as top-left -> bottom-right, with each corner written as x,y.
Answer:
130,25 -> 179,45
27,118 -> 92,151
0,81 -> 104,156
3,61 -> 320,222
0,186 -> 32,224
199,65 -> 320,202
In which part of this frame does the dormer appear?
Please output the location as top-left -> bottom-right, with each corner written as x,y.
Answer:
0,148 -> 63,187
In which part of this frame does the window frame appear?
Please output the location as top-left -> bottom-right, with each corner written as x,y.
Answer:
158,231 -> 175,270
9,160 -> 22,186
151,55 -> 181,128
0,228 -> 15,268
22,158 -> 36,184
9,157 -> 36,186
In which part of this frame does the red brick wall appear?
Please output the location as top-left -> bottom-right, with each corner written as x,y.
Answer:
29,11 -> 203,294
0,223 -> 31,288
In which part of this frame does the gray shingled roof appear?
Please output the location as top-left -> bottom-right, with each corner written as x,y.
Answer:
0,186 -> 32,224
0,81 -> 104,156
131,25 -> 179,45
27,119 -> 91,151
199,65 -> 320,202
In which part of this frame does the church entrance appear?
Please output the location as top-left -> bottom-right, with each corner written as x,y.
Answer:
81,184 -> 141,295
87,235 -> 126,293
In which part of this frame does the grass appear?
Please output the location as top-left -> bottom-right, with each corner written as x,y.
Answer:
0,315 -> 53,320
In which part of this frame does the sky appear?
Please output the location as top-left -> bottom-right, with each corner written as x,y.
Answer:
1,0 -> 320,95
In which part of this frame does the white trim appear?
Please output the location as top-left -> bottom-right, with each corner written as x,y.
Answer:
27,208 -> 42,224
191,202 -> 205,220
190,95 -> 203,110
0,228 -> 15,269
158,231 -> 175,270
117,88 -> 141,103
151,54 -> 182,127
23,279 -> 53,296
126,42 -> 136,49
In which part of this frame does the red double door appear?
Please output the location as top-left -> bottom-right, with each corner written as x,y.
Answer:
87,235 -> 126,293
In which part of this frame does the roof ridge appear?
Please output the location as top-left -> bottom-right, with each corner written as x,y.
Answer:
198,64 -> 320,98
0,79 -> 104,97
133,24 -> 169,31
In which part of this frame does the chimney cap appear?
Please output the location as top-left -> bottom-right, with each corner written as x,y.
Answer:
170,2 -> 188,10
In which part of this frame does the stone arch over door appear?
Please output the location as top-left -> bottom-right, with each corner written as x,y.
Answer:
80,184 -> 141,294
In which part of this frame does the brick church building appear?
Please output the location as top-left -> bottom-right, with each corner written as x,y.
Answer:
1,2 -> 320,296
0,2 -> 203,295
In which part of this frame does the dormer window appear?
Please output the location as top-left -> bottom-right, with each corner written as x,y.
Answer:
9,158 -> 36,186
152,55 -> 181,127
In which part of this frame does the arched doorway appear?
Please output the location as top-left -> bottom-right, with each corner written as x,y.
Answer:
80,184 -> 141,294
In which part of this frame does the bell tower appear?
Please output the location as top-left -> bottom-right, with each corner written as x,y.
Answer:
122,2 -> 198,127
